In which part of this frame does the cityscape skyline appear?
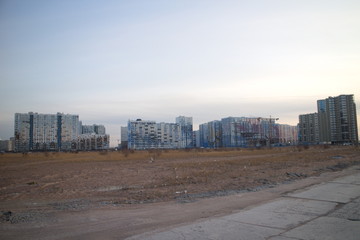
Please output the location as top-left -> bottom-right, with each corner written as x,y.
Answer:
11,112 -> 299,152
1,1 -> 360,147
8,93 -> 358,151
2,97 -> 360,148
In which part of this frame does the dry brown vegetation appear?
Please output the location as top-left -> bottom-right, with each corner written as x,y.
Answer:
1,145 -> 359,207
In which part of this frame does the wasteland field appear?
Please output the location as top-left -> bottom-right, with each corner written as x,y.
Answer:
0,145 -> 360,226
1,145 -> 360,239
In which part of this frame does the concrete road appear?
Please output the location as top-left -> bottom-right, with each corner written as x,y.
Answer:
128,171 -> 360,240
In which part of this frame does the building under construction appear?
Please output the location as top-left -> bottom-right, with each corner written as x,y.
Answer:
200,117 -> 298,148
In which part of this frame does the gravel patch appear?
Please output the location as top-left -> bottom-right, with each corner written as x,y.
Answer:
1,210 -> 52,224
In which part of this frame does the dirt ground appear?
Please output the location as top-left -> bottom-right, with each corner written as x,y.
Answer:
0,145 -> 360,239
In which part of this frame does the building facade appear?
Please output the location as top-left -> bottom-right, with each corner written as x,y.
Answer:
15,112 -> 80,151
199,122 -> 209,148
14,112 -> 109,151
0,138 -> 14,152
81,124 -> 106,135
199,117 -> 297,148
157,122 -> 181,149
278,124 -> 298,145
221,117 -> 278,148
299,94 -> 358,145
127,119 -> 158,149
127,116 -> 192,150
321,95 -> 358,144
317,99 -> 330,143
176,116 -> 193,148
77,134 -> 109,151
120,126 -> 128,149
199,121 -> 222,148
14,113 -> 32,152
298,113 -> 319,144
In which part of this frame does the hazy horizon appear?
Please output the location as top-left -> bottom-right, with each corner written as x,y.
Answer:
1,0 -> 360,147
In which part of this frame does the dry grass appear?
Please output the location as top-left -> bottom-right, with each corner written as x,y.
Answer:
0,144 -> 341,163
1,145 -> 359,204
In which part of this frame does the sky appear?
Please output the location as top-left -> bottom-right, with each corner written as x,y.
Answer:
1,0 -> 360,147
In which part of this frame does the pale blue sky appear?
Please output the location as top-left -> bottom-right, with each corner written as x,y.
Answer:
1,0 -> 360,146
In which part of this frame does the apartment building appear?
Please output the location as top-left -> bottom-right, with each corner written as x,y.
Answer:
14,113 -> 32,152
199,120 -> 222,148
78,134 -> 109,151
193,130 -> 200,148
127,119 -> 158,149
299,94 -> 358,145
120,126 -> 128,149
199,122 -> 209,148
14,112 -> 80,151
298,113 -> 319,144
81,124 -> 106,135
78,123 -> 109,150
278,124 -> 298,145
157,122 -> 181,149
0,138 -> 14,152
320,95 -> 358,144
199,117 -> 297,148
176,116 -> 193,148
127,116 -> 193,150
221,117 -> 277,148
14,112 -> 109,151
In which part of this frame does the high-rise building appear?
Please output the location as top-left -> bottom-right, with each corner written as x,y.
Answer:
199,117 -> 297,148
299,94 -> 358,145
14,112 -> 80,151
320,95 -> 358,144
0,138 -> 14,152
82,124 -> 106,135
157,122 -> 181,149
120,126 -> 128,149
14,113 -> 32,152
199,121 -> 222,148
14,112 -> 109,151
127,119 -> 158,150
317,99 -> 330,143
77,134 -> 109,151
221,117 -> 278,148
127,117 -> 192,150
199,122 -> 209,148
298,113 -> 319,144
193,130 -> 200,148
278,124 -> 298,145
220,117 -> 241,148
176,116 -> 193,148
78,123 -> 109,151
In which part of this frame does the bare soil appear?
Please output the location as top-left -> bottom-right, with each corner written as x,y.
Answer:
0,145 -> 360,239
